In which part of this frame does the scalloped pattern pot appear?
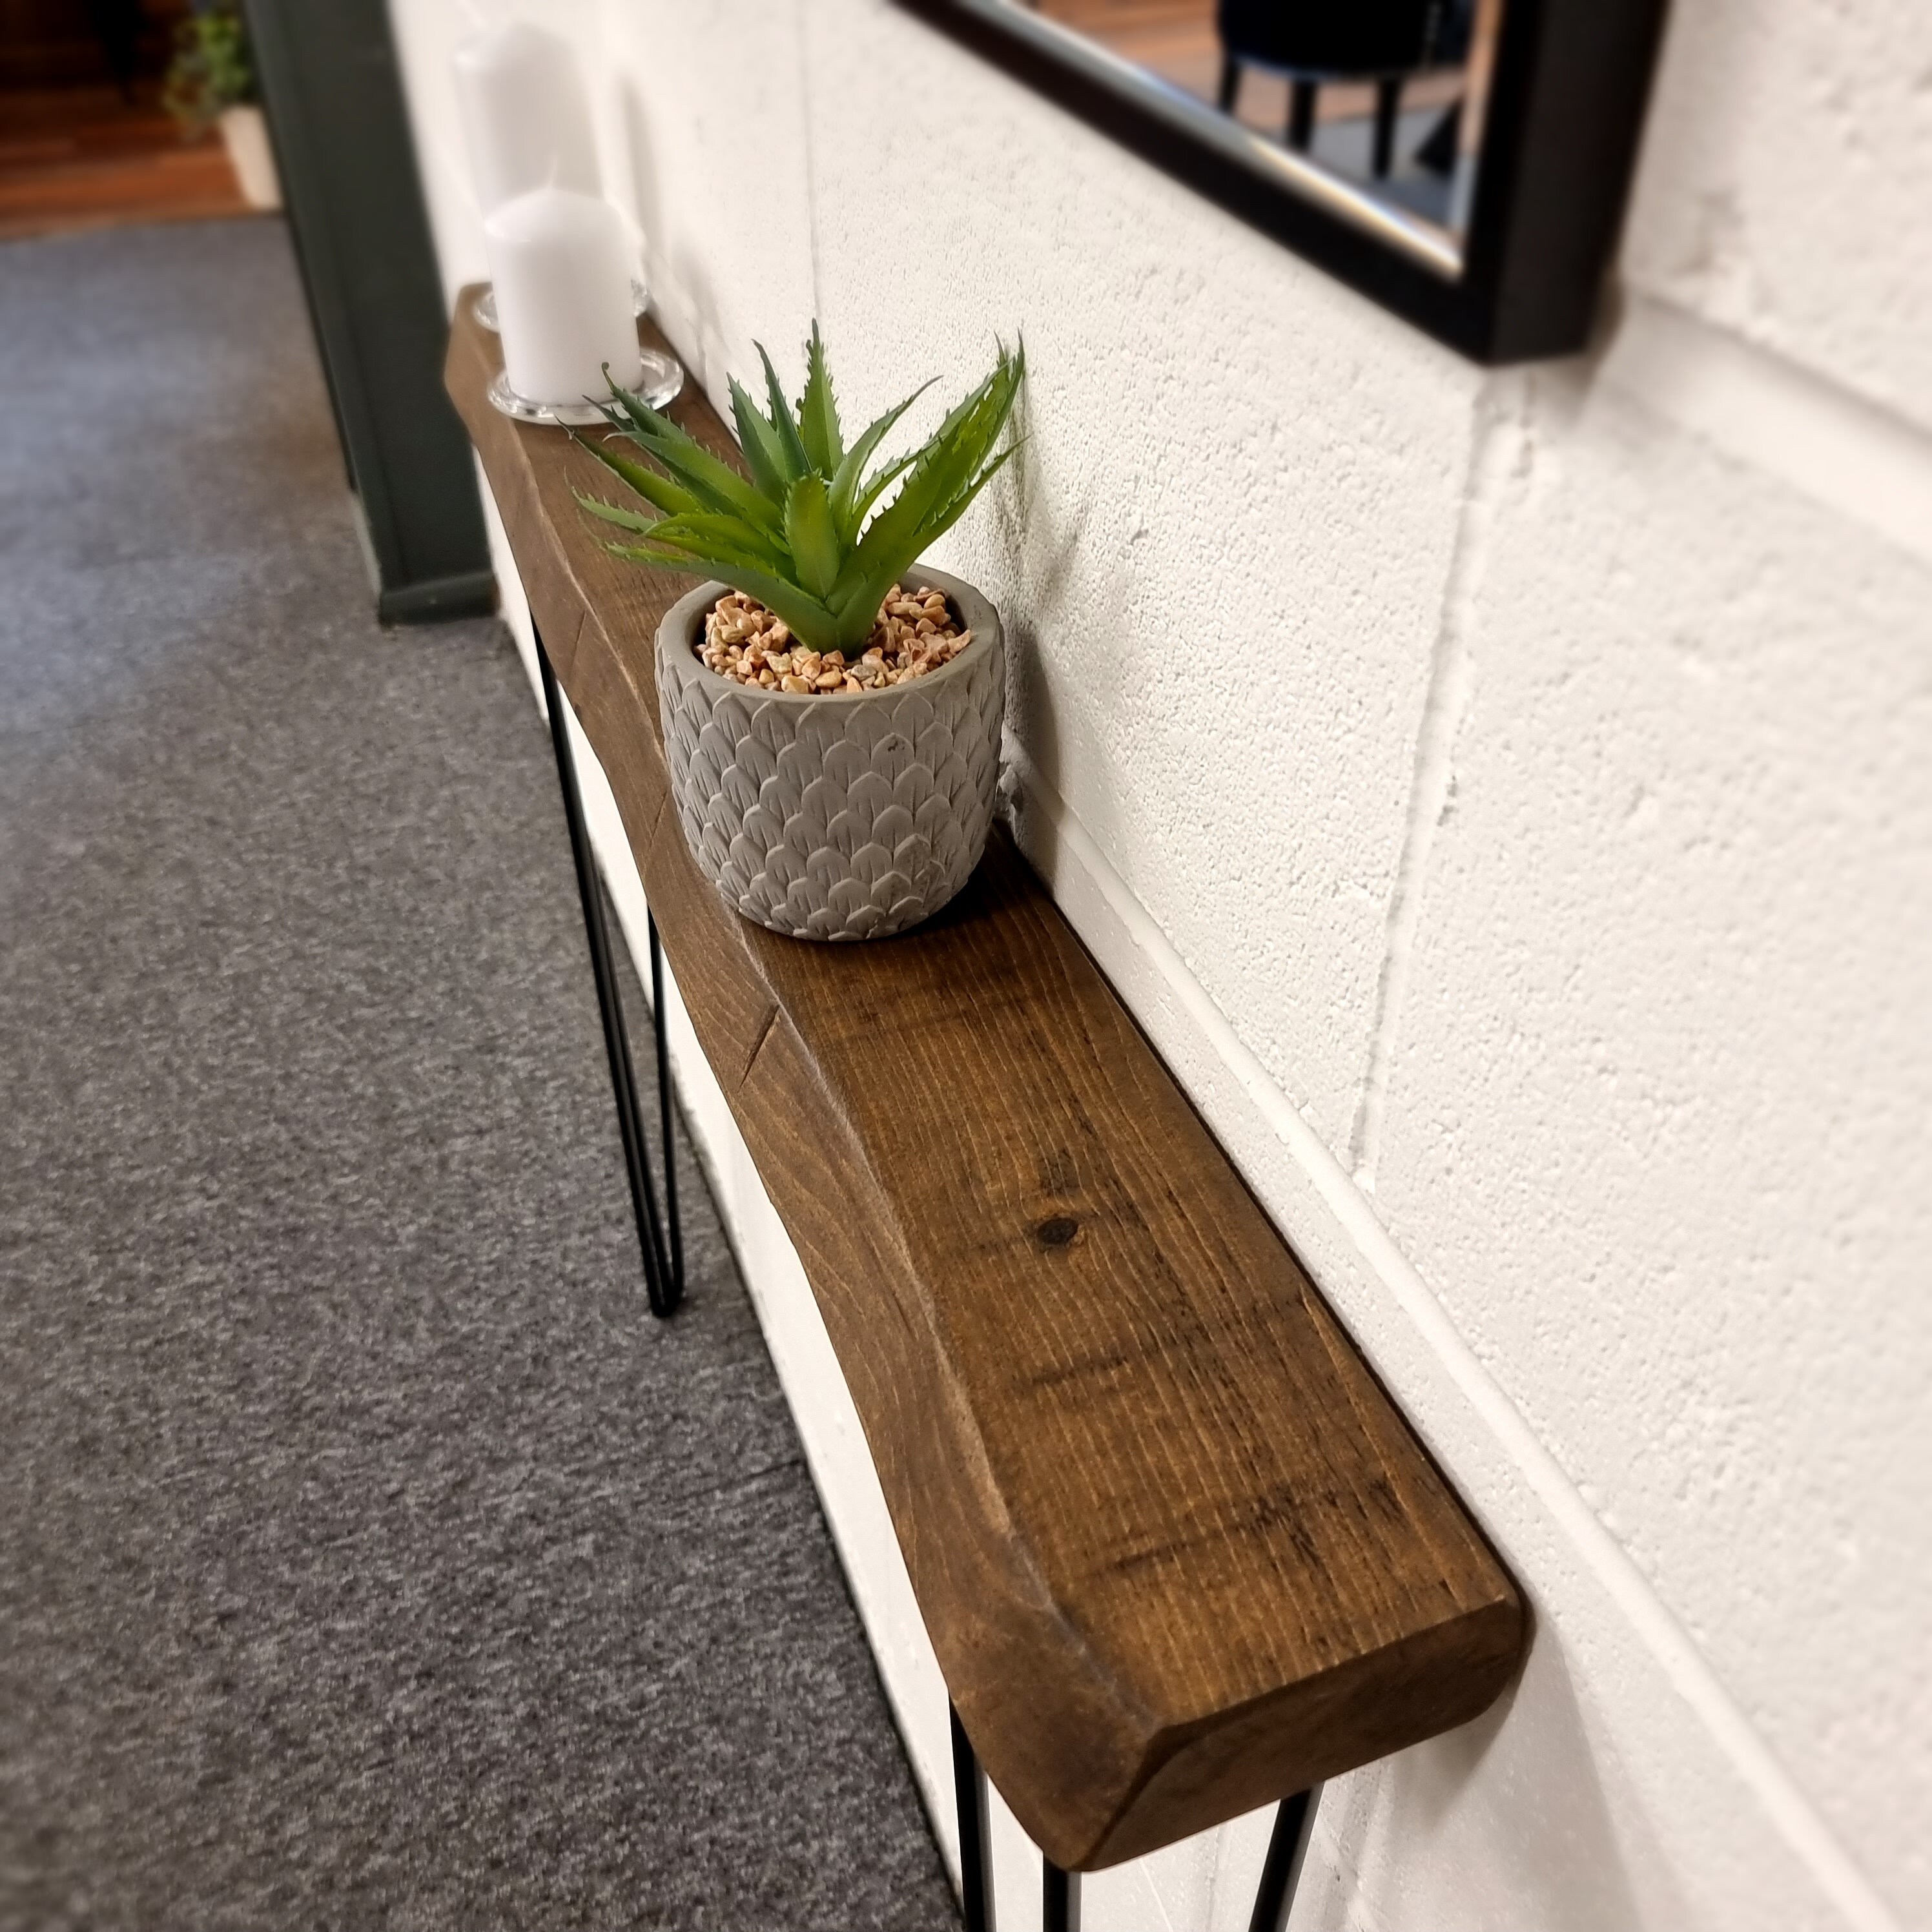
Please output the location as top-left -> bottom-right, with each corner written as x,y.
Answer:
654,569 -> 1005,941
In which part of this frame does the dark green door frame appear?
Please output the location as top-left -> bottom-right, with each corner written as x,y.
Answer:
245,0 -> 495,624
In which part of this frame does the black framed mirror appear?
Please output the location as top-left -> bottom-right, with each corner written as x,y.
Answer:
890,0 -> 1668,362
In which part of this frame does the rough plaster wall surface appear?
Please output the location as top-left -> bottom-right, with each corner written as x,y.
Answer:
1620,0 -> 1932,432
801,0 -> 1481,1148
385,0 -> 1931,1924
1372,373 -> 1932,1914
382,0 -> 483,302
590,0 -> 816,400
793,6 -> 1930,1922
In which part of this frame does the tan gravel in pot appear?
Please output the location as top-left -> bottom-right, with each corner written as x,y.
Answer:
699,585 -> 973,694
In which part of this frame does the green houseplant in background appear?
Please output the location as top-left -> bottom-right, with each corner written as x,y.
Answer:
163,0 -> 281,210
579,329 -> 1025,942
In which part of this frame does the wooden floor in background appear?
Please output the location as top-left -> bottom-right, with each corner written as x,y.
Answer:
0,85 -> 247,241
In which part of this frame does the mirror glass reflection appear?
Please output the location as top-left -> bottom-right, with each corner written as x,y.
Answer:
981,0 -> 1505,269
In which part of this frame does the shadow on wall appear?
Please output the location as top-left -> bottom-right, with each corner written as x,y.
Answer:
987,375 -> 1096,819
617,72 -> 665,286
1309,1630 -> 1690,1931
618,74 -> 730,405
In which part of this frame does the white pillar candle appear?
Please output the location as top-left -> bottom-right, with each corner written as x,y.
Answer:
453,21 -> 601,215
485,187 -> 642,406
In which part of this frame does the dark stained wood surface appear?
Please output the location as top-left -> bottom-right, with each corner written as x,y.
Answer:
447,294 -> 1524,1871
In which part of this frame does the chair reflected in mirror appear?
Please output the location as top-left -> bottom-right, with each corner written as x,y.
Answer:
1216,0 -> 1473,181
1012,0 -> 1488,232
916,0 -> 1664,358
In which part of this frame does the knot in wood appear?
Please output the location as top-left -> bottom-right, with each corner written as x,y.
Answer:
1034,1215 -> 1080,1248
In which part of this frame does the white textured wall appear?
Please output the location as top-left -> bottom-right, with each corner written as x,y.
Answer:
389,2 -> 1932,1926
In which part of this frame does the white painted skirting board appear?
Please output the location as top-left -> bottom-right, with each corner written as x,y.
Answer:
478,464 -> 1893,1931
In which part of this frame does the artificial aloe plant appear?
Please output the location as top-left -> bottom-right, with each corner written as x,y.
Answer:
575,327 -> 1023,657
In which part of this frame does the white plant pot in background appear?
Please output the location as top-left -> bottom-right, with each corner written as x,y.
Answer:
219,106 -> 282,212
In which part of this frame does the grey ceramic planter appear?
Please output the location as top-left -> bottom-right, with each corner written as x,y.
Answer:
655,565 -> 1003,941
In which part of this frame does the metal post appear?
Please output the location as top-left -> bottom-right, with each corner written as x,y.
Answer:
647,913 -> 684,1293
1043,1856 -> 1079,1932
951,1692 -> 1313,1932
535,626 -> 684,1319
1248,1787 -> 1322,1932
950,1703 -> 993,1932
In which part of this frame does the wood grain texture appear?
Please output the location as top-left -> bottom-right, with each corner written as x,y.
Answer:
447,296 -> 1525,1870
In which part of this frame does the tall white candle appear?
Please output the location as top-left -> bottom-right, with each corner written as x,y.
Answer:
486,187 -> 642,406
453,22 -> 601,215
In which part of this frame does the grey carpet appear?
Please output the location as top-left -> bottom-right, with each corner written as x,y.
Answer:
0,218 -> 958,1932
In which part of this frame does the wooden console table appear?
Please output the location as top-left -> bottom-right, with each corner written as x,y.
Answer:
446,296 -> 1523,1913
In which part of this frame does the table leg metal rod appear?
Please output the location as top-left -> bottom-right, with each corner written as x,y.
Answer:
647,913 -> 683,1292
952,1694 -> 1311,1932
950,1702 -> 993,1932
1043,1855 -> 1079,1932
1248,1785 -> 1321,1932
535,626 -> 683,1319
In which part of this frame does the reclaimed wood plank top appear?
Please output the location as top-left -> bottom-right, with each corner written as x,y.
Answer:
446,294 -> 1523,1870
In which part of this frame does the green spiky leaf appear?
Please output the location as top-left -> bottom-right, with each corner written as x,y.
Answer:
729,377 -> 795,504
829,382 -> 932,539
630,510 -> 795,579
597,378 -> 781,535
797,323 -> 844,475
830,343 -> 1024,613
830,442 -> 1022,633
841,448 -> 919,542
583,329 -> 1025,655
573,435 -> 701,519
783,475 -> 842,600
573,491 -> 665,536
756,343 -> 810,483
610,544 -> 841,650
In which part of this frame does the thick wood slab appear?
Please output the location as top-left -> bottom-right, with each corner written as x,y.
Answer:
447,296 -> 1524,1871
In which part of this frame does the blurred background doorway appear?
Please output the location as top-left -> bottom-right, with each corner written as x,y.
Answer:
0,0 -> 251,238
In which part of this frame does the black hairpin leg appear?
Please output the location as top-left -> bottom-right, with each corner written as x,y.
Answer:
950,1703 -> 993,1932
648,910 -> 684,1292
953,1690 -> 1319,1932
1044,1855 -> 1079,1932
536,624 -> 684,1319
1043,1796 -> 1311,1932
1248,1785 -> 1321,1932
